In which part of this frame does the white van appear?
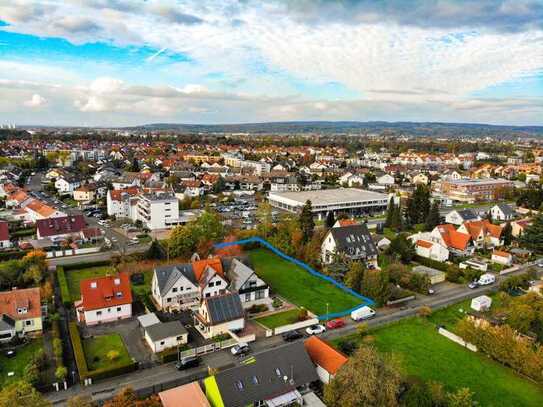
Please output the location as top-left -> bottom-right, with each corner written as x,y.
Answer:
351,306 -> 376,321
478,273 -> 496,286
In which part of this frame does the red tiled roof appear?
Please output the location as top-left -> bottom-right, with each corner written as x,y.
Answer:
109,187 -> 139,201
26,199 -> 57,217
436,224 -> 471,250
462,220 -> 502,240
416,239 -> 433,249
37,215 -> 86,238
0,288 -> 41,320
304,336 -> 348,375
79,273 -> 132,311
192,257 -> 224,282
338,219 -> 358,226
493,250 -> 511,258
0,221 -> 9,241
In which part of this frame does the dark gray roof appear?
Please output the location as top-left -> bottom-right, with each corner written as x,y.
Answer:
205,293 -> 244,324
495,203 -> 515,217
214,341 -> 318,407
227,259 -> 256,292
456,209 -> 479,221
329,223 -> 378,259
145,321 -> 187,342
154,264 -> 196,297
0,314 -> 15,331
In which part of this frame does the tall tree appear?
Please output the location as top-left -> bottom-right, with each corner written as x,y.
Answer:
325,211 -> 336,229
502,221 -> 513,246
324,345 -> 401,407
425,200 -> 441,231
299,200 -> 315,243
384,198 -> 395,228
256,201 -> 273,238
0,381 -> 51,407
344,261 -> 365,293
519,214 -> 543,252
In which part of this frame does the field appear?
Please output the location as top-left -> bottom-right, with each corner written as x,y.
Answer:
66,265 -> 115,301
334,317 -> 543,407
248,248 -> 361,315
0,340 -> 43,386
83,333 -> 132,371
254,309 -> 301,329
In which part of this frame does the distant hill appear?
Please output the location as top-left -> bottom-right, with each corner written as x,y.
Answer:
132,121 -> 543,137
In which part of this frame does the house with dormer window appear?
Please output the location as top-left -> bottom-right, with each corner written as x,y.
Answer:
152,257 -> 229,311
321,223 -> 378,268
75,273 -> 132,325
0,288 -> 43,342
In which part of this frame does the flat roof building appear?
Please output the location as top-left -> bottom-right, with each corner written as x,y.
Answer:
268,188 -> 389,219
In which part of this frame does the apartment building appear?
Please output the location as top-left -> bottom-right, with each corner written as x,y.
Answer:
136,192 -> 180,230
440,178 -> 513,203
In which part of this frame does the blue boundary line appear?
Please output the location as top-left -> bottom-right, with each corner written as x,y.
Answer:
214,236 -> 374,320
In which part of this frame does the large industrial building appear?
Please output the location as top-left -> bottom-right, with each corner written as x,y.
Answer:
268,188 -> 389,219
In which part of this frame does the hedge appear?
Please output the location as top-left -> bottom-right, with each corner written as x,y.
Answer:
56,266 -> 71,306
0,250 -> 29,261
63,260 -> 112,271
413,255 -> 450,272
157,347 -> 179,363
68,322 -> 137,381
10,228 -> 36,238
68,322 -> 89,379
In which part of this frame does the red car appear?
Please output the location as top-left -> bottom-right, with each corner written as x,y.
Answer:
326,318 -> 346,330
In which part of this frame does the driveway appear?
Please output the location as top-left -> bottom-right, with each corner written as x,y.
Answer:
80,318 -> 155,364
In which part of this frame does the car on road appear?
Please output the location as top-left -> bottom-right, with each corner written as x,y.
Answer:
325,318 -> 346,330
305,324 -> 326,335
230,342 -> 250,356
350,306 -> 376,321
468,280 -> 479,289
477,273 -> 496,286
175,355 -> 200,370
282,330 -> 303,342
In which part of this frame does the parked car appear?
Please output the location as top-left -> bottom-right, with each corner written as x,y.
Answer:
230,342 -> 250,356
305,324 -> 326,335
326,318 -> 346,330
468,280 -> 479,289
175,355 -> 200,370
350,306 -> 376,321
282,330 -> 303,342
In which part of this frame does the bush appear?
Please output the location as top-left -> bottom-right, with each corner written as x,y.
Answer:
247,304 -> 268,314
0,250 -> 29,261
53,337 -> 63,359
272,298 -> 283,308
56,266 -> 71,306
298,308 -> 309,321
336,339 -> 357,355
63,260 -> 111,271
417,306 -> 432,318
107,350 -> 120,361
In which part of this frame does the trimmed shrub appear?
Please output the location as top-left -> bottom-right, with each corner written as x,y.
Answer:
69,322 -> 89,379
63,260 -> 111,271
56,266 -> 71,306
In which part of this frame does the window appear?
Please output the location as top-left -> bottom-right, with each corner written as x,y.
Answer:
25,320 -> 33,326
97,311 -> 102,316
275,368 -> 282,377
160,341 -> 165,345
205,293 -> 211,298
176,335 -> 184,341
172,287 -> 178,293
167,298 -> 172,303
252,376 -> 259,385
117,307 -> 121,312
244,293 -> 251,302
235,381 -> 244,391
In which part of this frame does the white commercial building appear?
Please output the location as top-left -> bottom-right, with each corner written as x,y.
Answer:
268,188 -> 389,219
137,192 -> 181,230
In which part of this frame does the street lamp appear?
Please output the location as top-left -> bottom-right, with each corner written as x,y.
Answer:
326,303 -> 329,321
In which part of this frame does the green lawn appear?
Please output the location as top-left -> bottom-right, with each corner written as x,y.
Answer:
248,248 -> 361,315
334,318 -> 543,407
0,340 -> 43,386
83,333 -> 132,371
254,309 -> 301,329
66,265 -> 115,301
132,269 -> 153,298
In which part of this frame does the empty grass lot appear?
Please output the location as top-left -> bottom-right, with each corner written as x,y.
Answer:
334,318 -> 543,407
248,248 -> 361,315
83,333 -> 132,371
66,265 -> 115,301
0,339 -> 43,386
254,309 -> 301,329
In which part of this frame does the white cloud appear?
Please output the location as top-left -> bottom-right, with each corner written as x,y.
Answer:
23,94 -> 47,107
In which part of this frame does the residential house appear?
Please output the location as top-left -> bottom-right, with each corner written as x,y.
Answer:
36,215 -> 86,240
152,257 -> 229,311
227,258 -> 269,308
106,187 -> 139,218
73,184 -> 96,204
457,220 -> 503,249
143,320 -> 188,353
159,382 -> 210,407
376,174 -> 395,186
182,180 -> 204,198
510,218 -> 532,237
0,221 -> 12,249
193,292 -> 245,339
304,336 -> 348,384
321,223 -> 378,267
55,175 -> 81,196
445,209 -> 481,225
412,173 -> 429,185
0,288 -> 43,342
25,200 -> 66,222
431,224 -> 474,256
204,341 -> 318,407
75,273 -> 133,325
490,203 -> 515,221
491,250 -> 513,266
413,238 -> 450,262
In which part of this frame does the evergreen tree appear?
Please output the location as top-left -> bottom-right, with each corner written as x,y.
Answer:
391,200 -> 403,231
425,200 -> 441,231
212,176 -> 226,193
519,214 -> 543,251
325,211 -> 336,229
299,200 -> 315,243
384,198 -> 395,228
145,239 -> 166,260
502,222 -> 513,246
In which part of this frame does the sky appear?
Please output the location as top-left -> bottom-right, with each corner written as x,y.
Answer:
0,0 -> 542,127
